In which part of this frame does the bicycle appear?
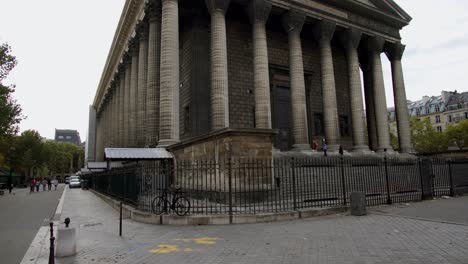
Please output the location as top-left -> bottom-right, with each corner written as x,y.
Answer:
152,188 -> 191,216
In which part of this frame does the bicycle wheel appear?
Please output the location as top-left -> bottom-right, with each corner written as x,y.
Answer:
174,197 -> 190,216
152,197 -> 166,215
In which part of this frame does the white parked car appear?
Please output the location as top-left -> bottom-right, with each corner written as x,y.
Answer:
69,176 -> 81,189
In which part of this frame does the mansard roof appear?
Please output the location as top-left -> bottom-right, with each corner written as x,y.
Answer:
446,92 -> 468,106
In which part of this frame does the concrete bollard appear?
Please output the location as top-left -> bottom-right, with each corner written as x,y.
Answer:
55,227 -> 76,257
350,192 -> 367,216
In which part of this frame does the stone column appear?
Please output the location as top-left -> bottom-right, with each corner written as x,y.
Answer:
129,40 -> 139,147
124,56 -> 132,147
368,36 -> 392,152
282,11 -> 309,150
359,52 -> 378,151
114,80 -> 120,147
159,0 -> 179,147
206,0 -> 230,130
146,1 -> 162,147
118,65 -> 126,147
87,105 -> 96,163
339,29 -> 369,152
95,113 -> 103,161
248,0 -> 272,129
386,43 -> 413,153
110,85 -> 116,147
137,23 -> 149,147
313,20 -> 340,152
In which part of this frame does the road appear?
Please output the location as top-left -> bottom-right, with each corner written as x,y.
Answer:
0,184 -> 64,264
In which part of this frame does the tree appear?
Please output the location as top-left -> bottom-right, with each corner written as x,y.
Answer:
445,120 -> 468,150
410,117 -> 448,153
0,43 -> 24,138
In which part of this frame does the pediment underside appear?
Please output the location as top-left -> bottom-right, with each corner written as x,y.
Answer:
352,0 -> 411,22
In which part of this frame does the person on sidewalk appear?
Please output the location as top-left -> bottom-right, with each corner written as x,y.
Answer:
322,138 -> 328,157
47,178 -> 52,191
8,183 -> 13,194
52,178 -> 58,190
30,178 -> 35,193
35,179 -> 40,192
42,178 -> 47,191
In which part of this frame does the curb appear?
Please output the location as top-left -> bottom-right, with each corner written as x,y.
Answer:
20,185 -> 67,264
91,190 -> 348,226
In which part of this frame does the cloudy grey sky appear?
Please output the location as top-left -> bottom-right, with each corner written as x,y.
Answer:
0,0 -> 467,141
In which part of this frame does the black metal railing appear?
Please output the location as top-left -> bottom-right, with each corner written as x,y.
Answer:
86,157 -> 468,216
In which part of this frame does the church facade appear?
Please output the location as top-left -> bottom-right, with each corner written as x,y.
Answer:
88,0 -> 413,163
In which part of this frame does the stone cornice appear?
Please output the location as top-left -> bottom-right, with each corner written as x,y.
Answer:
93,0 -> 146,109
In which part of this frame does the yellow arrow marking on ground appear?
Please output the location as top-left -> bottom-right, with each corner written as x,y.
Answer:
149,237 -> 220,254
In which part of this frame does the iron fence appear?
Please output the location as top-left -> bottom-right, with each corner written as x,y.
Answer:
85,157 -> 468,216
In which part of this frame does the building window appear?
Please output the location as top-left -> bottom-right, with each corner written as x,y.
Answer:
458,103 -> 463,109
465,112 -> 468,120
314,113 -> 323,136
435,115 -> 441,123
66,136 -> 71,139
435,105 -> 440,112
416,109 -> 420,116
339,115 -> 350,137
448,115 -> 452,122
58,136 -> 64,139
426,108 -> 430,114
437,126 -> 442,133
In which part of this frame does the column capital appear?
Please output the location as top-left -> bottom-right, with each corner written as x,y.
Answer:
247,0 -> 271,24
128,37 -> 139,55
367,35 -> 385,54
282,10 -> 306,33
385,42 -> 405,61
205,0 -> 230,15
146,0 -> 162,22
312,19 -> 336,45
137,20 -> 149,40
339,28 -> 362,51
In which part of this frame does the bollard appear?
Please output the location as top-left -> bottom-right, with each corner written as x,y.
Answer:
56,218 -> 76,257
350,192 -> 367,216
49,222 -> 55,264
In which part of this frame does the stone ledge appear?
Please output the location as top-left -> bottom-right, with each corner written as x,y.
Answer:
91,190 -> 348,225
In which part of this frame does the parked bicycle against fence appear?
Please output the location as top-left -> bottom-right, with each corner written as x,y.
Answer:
152,188 -> 190,216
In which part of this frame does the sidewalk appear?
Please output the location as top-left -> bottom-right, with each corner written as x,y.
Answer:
28,188 -> 468,264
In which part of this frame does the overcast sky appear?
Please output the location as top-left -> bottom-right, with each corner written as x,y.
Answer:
0,0 -> 467,141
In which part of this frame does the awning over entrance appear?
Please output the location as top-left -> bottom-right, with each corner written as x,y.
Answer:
104,148 -> 174,160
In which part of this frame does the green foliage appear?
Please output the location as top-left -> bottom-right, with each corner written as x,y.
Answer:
0,43 -> 24,137
445,120 -> 468,150
390,131 -> 399,151
410,117 -> 448,153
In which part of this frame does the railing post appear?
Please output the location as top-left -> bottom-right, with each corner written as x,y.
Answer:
340,156 -> 347,206
48,222 -> 55,264
291,158 -> 297,211
228,156 -> 233,224
448,159 -> 454,197
384,150 -> 392,205
418,158 -> 425,200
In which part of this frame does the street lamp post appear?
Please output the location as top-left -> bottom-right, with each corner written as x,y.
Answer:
8,146 -> 15,189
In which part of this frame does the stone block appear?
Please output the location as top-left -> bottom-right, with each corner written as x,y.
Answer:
350,192 -> 367,216
56,228 -> 76,257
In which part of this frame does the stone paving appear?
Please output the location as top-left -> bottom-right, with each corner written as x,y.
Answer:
52,188 -> 468,264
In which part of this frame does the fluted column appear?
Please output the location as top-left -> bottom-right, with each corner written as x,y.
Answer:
368,36 -> 392,152
386,43 -> 413,153
129,40 -> 139,147
146,1 -> 162,147
206,0 -> 230,130
137,23 -> 149,147
124,56 -> 132,147
118,65 -> 126,147
110,86 -> 116,147
247,0 -> 272,129
114,80 -> 120,147
87,105 -> 96,163
359,52 -> 378,151
95,113 -> 103,161
313,20 -> 340,152
282,11 -> 309,150
159,0 -> 179,146
340,29 -> 369,152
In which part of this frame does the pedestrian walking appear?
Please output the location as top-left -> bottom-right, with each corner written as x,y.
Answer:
53,178 -> 58,190
339,145 -> 344,156
47,178 -> 52,191
42,178 -> 47,191
322,138 -> 328,157
30,178 -> 35,193
312,140 -> 318,151
8,183 -> 13,194
35,179 -> 40,192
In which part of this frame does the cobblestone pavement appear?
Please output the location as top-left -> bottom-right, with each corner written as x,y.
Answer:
53,189 -> 468,264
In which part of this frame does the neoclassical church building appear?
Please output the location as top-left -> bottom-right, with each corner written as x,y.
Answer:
88,0 -> 413,163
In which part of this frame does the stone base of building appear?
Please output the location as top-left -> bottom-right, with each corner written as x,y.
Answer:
168,128 -> 277,161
